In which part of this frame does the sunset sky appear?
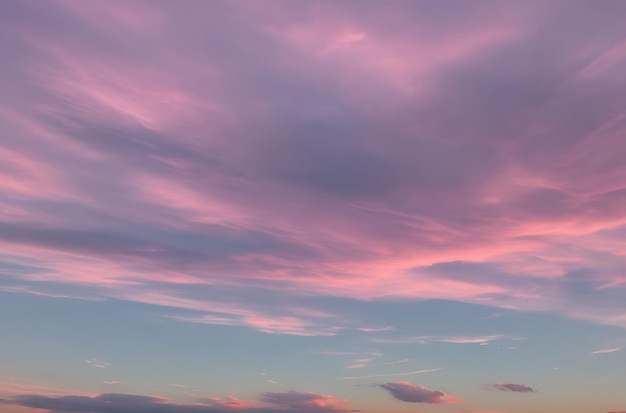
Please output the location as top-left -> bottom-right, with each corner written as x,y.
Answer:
1,1 -> 626,413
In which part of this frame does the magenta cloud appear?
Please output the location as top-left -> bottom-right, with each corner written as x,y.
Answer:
378,381 -> 464,404
0,0 -> 626,335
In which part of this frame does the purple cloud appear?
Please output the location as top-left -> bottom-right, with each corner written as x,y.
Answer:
378,382 -> 464,404
0,0 -> 625,334
1,391 -> 355,413
491,383 -> 536,393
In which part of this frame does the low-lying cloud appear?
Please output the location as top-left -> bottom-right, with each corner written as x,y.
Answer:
378,381 -> 464,404
1,391 -> 356,413
260,391 -> 350,411
491,383 -> 536,393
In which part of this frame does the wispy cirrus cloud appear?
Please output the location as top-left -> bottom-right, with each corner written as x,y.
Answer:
357,327 -> 393,332
344,358 -> 376,369
377,358 -> 410,367
344,355 -> 409,370
309,351 -> 381,357
1,0 -> 626,336
591,346 -> 624,354
0,382 -> 96,398
84,358 -> 112,368
342,368 -> 441,380
373,335 -> 504,345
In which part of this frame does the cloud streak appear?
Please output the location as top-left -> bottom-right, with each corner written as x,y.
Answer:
374,335 -> 504,345
84,359 -> 112,368
342,368 -> 442,380
592,346 -> 624,354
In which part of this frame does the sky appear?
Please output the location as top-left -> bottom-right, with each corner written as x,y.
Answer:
1,1 -> 626,412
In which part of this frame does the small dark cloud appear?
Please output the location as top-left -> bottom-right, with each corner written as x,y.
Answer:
491,383 -> 536,393
378,382 -> 463,404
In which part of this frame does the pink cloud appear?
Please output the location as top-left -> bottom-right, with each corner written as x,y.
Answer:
260,390 -> 351,411
0,382 -> 97,398
1,0 -> 626,336
203,396 -> 256,409
344,358 -> 376,369
591,346 -> 624,354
